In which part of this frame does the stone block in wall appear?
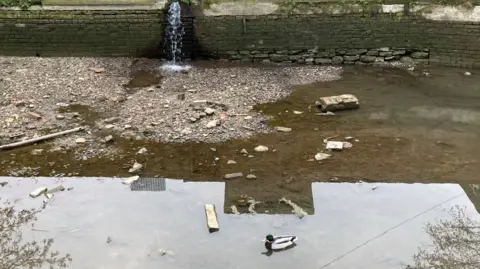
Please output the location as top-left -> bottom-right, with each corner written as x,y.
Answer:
392,50 -> 406,56
315,58 -> 332,64
345,49 -> 367,56
269,54 -> 289,62
379,51 -> 392,57
411,52 -> 429,59
332,56 -> 343,65
343,55 -> 360,61
366,50 -> 379,56
360,55 -> 376,63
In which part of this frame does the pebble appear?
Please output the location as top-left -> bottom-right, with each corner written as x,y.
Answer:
205,107 -> 216,116
89,67 -> 105,73
137,147 -> 148,154
31,149 -> 44,155
104,124 -> 114,129
227,160 -> 236,164
293,111 -> 303,114
244,116 -> 253,120
246,174 -> 257,180
206,120 -> 219,128
240,149 -> 248,154
465,71 -> 472,76
124,125 -> 132,129
56,114 -> 65,120
104,135 -> 114,143
210,148 -> 217,152
128,162 -> 143,173
315,152 -> 331,161
275,126 -> 292,132
103,117 -> 119,124
189,117 -> 197,123
254,145 -> 269,152
224,172 -> 243,179
27,112 -> 42,120
75,137 -> 86,144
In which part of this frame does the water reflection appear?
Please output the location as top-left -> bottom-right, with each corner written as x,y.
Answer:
0,177 -> 479,269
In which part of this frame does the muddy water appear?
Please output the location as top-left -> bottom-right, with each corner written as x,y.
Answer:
2,65 -> 480,209
1,177 -> 478,269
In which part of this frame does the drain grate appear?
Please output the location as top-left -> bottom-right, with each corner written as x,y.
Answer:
130,178 -> 166,192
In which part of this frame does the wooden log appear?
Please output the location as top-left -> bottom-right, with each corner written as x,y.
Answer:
315,94 -> 360,112
0,127 -> 84,151
205,204 -> 220,233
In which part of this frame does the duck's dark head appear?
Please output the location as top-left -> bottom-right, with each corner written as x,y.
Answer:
265,234 -> 274,242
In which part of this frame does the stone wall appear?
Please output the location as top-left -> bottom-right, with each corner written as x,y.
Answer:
0,9 -> 164,57
0,4 -> 480,67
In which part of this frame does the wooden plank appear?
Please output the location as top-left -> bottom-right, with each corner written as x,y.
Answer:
204,204 -> 219,233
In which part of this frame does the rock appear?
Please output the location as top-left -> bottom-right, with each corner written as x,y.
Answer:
122,175 -> 139,185
345,136 -> 354,140
244,116 -> 253,120
315,94 -> 360,112
240,148 -> 248,154
124,124 -> 132,129
316,111 -> 336,116
254,145 -> 268,152
379,47 -> 389,52
14,100 -> 26,107
89,67 -> 105,73
0,182 -> 7,187
227,160 -> 237,164
315,58 -> 332,64
30,187 -> 48,198
206,120 -> 219,128
204,204 -> 220,233
75,137 -> 86,144
400,56 -> 415,66
189,117 -> 197,123
246,174 -> 257,180
411,52 -> 429,59
275,126 -> 292,132
465,71 -> 472,76
31,149 -> 44,155
46,185 -> 65,194
128,162 -> 143,173
224,172 -> 243,179
204,107 -> 216,116
331,56 -> 344,64
343,55 -> 360,61
137,147 -> 148,154
326,141 -> 344,151
55,114 -> 65,120
315,152 -> 331,161
210,148 -> 217,152
27,112 -> 42,120
343,141 -> 353,148
360,55 -> 376,63
104,124 -> 114,129
104,135 -> 114,143
293,110 -> 303,115
103,117 -> 119,124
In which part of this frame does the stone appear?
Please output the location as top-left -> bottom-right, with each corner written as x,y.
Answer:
315,152 -> 331,161
240,148 -> 248,154
210,148 -> 217,152
89,67 -> 105,73
392,50 -> 406,56
29,187 -> 47,198
379,51 -> 392,57
122,175 -> 139,185
254,145 -> 269,152
27,112 -> 42,120
0,182 -> 8,187
400,56 -> 415,66
14,100 -> 26,107
56,114 -> 65,120
465,71 -> 472,76
46,185 -> 65,194
103,117 -> 119,124
31,149 -> 44,155
326,141 -> 344,151
224,172 -> 243,179
246,174 -> 257,180
205,204 -> 220,233
332,56 -> 344,64
343,55 -> 360,61
137,147 -> 148,154
206,120 -> 219,128
316,94 -> 360,112
105,124 -> 114,129
244,116 -> 253,120
343,141 -> 353,148
366,50 -> 379,56
315,58 -> 332,64
345,49 -> 367,55
104,135 -> 114,143
227,160 -> 237,164
75,137 -> 86,144
275,126 -> 292,132
293,110 -> 303,114
379,47 -> 389,52
128,162 -> 143,173
205,107 -> 216,116
411,52 -> 429,59
360,55 -> 376,63
189,117 -> 197,123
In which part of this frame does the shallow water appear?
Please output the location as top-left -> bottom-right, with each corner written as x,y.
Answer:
1,177 -> 479,269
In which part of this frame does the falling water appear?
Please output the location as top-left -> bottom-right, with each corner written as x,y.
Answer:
162,0 -> 191,72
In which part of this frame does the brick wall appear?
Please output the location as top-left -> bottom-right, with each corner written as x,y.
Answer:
1,8 -> 480,67
0,10 -> 164,57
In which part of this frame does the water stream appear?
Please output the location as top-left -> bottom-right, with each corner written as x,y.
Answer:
162,0 -> 191,72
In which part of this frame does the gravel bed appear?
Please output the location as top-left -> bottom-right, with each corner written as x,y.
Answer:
0,57 -> 342,147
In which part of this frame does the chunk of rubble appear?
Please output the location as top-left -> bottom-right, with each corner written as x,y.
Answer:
314,152 -> 331,161
275,126 -> 292,132
224,172 -> 243,179
254,145 -> 268,152
46,185 -> 65,194
315,94 -> 359,112
122,175 -> 139,185
30,187 -> 48,198
231,205 -> 240,215
128,162 -> 143,173
326,141 -> 344,151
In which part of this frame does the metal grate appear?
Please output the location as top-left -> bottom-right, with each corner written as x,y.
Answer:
130,178 -> 166,192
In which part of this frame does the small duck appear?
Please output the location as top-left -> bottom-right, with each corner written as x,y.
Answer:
262,234 -> 298,250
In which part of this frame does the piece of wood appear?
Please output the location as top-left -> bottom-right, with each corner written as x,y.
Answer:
0,127 -> 84,150
205,204 -> 220,233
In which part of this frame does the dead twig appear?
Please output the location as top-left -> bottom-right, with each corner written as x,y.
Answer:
0,127 -> 84,150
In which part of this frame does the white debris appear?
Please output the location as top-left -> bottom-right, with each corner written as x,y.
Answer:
254,145 -> 269,152
279,197 -> 308,219
122,175 -> 140,185
315,152 -> 331,161
128,162 -> 143,173
326,141 -> 344,151
465,71 -> 472,76
30,187 -> 48,198
275,126 -> 292,132
136,147 -> 148,155
316,111 -> 336,116
231,205 -> 240,215
227,160 -> 237,164
293,110 -> 303,114
343,141 -> 353,148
